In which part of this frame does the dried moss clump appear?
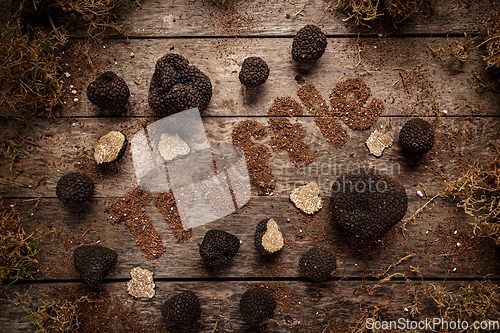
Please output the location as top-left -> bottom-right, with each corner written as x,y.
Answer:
0,21 -> 65,121
483,16 -> 500,69
0,196 -> 39,285
337,0 -> 423,25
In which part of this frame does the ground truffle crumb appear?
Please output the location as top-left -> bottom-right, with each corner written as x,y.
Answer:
290,182 -> 322,214
255,219 -> 284,254
366,130 -> 393,157
158,133 -> 190,161
268,97 -> 303,117
314,117 -> 349,148
127,267 -> 155,298
94,131 -> 127,164
297,84 -> 329,116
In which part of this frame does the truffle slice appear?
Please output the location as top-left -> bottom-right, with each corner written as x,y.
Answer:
254,219 -> 284,255
399,118 -> 434,154
199,229 -> 240,265
87,71 -> 130,111
56,172 -> 95,206
331,171 -> 408,241
127,267 -> 155,298
290,182 -> 322,214
161,291 -> 201,327
158,133 -> 190,161
366,130 -> 393,157
73,245 -> 117,287
239,57 -> 270,87
299,247 -> 336,282
94,131 -> 127,164
239,286 -> 276,325
292,25 -> 328,62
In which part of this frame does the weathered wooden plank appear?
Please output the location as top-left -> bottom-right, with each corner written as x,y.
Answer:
54,37 -> 500,117
2,280 -> 495,333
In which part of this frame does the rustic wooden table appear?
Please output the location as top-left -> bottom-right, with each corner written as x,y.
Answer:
1,0 -> 500,332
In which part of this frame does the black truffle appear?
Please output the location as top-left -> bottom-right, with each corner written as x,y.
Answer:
299,247 -> 336,282
148,53 -> 212,116
73,245 -> 117,287
56,172 -> 95,206
239,57 -> 270,87
292,25 -> 328,62
199,229 -> 240,265
399,118 -> 434,154
254,219 -> 284,255
331,171 -> 408,241
87,71 -> 130,110
239,286 -> 276,325
161,291 -> 201,327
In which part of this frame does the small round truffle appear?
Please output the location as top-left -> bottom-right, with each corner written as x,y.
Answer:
161,291 -> 201,327
199,229 -> 240,265
148,53 -> 212,116
56,172 -> 95,206
331,171 -> 408,241
292,25 -> 328,62
299,247 -> 336,282
239,286 -> 276,325
94,131 -> 127,165
239,57 -> 270,87
399,118 -> 434,154
87,71 -> 130,110
254,219 -> 284,255
73,245 -> 117,287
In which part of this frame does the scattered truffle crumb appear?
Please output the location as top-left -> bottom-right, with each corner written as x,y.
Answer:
290,182 -> 322,214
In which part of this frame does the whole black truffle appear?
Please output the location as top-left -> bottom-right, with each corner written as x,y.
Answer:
148,53 -> 212,116
161,291 -> 201,327
399,118 -> 434,154
331,171 -> 408,241
299,247 -> 336,282
73,245 -> 117,287
292,25 -> 328,62
254,219 -> 284,255
56,172 -> 95,206
87,71 -> 130,110
199,229 -> 240,265
239,57 -> 270,87
239,286 -> 276,325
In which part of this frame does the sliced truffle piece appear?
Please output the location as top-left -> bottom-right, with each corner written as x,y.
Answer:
299,246 -> 336,282
161,291 -> 201,327
148,53 -> 212,116
239,57 -> 270,87
254,219 -> 284,255
331,171 -> 408,241
292,25 -> 328,62
239,286 -> 276,325
87,71 -> 130,111
366,130 -> 393,157
73,245 -> 117,287
127,267 -> 155,298
199,229 -> 240,266
290,182 -> 322,214
94,131 -> 127,165
399,118 -> 434,154
56,172 -> 95,206
158,133 -> 190,161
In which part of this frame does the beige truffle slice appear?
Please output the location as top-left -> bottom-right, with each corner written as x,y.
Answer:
127,267 -> 155,298
158,133 -> 190,161
94,131 -> 126,164
366,130 -> 393,157
290,182 -> 322,214
262,219 -> 284,253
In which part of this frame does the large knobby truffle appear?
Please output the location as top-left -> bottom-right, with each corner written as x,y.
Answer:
239,286 -> 276,325
399,118 -> 434,154
199,229 -> 240,265
299,247 -> 336,282
56,172 -> 95,206
292,25 -> 328,62
161,291 -> 201,327
127,267 -> 155,298
290,182 -> 322,214
239,57 -> 270,87
148,53 -> 212,116
87,71 -> 130,110
331,171 -> 408,241
94,131 -> 127,164
254,219 -> 284,255
73,245 -> 117,287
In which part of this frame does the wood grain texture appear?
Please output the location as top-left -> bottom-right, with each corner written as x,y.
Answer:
52,37 -> 500,118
